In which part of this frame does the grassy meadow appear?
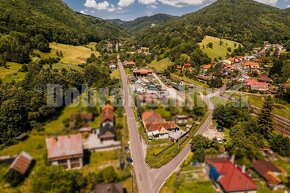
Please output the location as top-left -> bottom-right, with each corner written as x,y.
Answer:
199,36 -> 242,60
147,58 -> 173,72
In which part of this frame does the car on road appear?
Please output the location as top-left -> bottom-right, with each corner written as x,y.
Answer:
126,156 -> 134,164
216,137 -> 223,144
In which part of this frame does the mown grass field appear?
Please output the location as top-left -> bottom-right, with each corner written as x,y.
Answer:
199,36 -> 242,60
147,58 -> 173,72
33,42 -> 100,65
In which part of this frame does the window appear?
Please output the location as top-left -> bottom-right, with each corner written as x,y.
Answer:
70,158 -> 81,168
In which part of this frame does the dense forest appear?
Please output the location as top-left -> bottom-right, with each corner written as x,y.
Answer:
0,0 -> 127,63
136,0 -> 290,50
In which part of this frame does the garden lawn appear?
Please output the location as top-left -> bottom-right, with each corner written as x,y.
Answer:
171,73 -> 208,88
147,58 -> 173,72
199,36 -> 242,60
81,150 -> 119,174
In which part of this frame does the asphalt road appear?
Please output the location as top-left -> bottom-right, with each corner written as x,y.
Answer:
117,58 -> 215,193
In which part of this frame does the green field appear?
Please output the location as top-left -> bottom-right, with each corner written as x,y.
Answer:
0,62 -> 26,83
199,36 -> 242,60
33,42 -> 100,65
147,58 -> 173,72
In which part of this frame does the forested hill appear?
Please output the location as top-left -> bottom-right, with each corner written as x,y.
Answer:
0,0 -> 127,63
137,0 -> 290,49
109,14 -> 177,33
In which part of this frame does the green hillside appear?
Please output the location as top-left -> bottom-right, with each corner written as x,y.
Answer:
0,0 -> 126,43
0,0 -> 127,64
137,0 -> 290,50
111,14 -> 177,33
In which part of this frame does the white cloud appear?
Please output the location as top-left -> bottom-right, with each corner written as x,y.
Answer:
80,10 -> 88,14
84,0 -> 111,10
158,0 -> 211,7
255,0 -> 278,5
287,4 -> 290,8
139,0 -> 157,5
108,5 -> 117,12
118,0 -> 136,7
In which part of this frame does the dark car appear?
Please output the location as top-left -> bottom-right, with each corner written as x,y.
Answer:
217,126 -> 224,132
126,157 -> 134,164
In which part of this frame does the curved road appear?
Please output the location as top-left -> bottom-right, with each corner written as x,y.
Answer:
117,58 -> 216,193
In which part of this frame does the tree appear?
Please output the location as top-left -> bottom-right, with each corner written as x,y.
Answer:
31,166 -> 86,193
227,47 -> 232,52
207,42 -> 213,49
258,96 -> 273,137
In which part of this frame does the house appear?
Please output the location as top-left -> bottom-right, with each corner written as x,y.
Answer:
201,64 -> 212,72
79,127 -> 93,136
109,63 -> 117,70
100,104 -> 116,142
169,130 -> 186,143
243,62 -> 260,70
124,60 -> 136,67
137,94 -> 158,105
208,159 -> 257,193
142,111 -> 164,128
137,47 -> 150,55
133,69 -> 153,76
175,115 -> 189,125
253,160 -> 282,186
101,105 -> 115,128
46,134 -> 84,169
259,75 -> 272,83
176,65 -> 182,70
95,182 -> 123,193
147,121 -> 178,139
99,124 -> 116,142
8,152 -> 33,176
245,79 -> 269,91
142,111 -> 178,139
183,63 -> 192,68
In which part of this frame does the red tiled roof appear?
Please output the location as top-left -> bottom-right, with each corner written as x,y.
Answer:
142,111 -> 163,128
101,105 -> 114,123
147,121 -> 177,132
243,62 -> 260,66
133,69 -> 153,75
46,134 -> 83,161
183,63 -> 192,67
125,61 -> 135,65
202,64 -> 212,69
253,160 -> 281,184
9,152 -> 33,175
211,160 -> 257,192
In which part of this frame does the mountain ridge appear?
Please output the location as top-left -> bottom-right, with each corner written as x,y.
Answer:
136,0 -> 290,49
108,14 -> 178,33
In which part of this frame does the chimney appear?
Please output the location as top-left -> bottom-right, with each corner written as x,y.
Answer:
242,165 -> 246,173
230,154 -> 235,164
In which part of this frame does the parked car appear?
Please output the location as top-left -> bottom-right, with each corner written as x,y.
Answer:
126,156 -> 134,164
217,126 -> 224,132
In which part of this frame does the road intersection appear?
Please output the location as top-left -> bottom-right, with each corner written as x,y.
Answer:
117,57 -> 220,193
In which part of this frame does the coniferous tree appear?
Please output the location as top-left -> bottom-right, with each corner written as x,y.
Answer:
258,96 -> 273,137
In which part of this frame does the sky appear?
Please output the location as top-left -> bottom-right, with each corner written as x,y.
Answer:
63,0 -> 290,21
